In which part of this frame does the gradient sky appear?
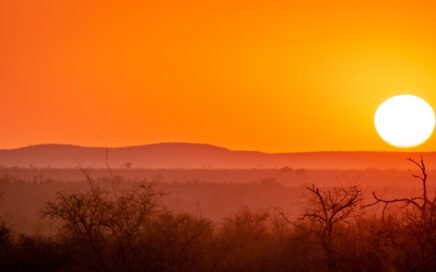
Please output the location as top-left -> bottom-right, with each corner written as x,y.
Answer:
1,0 -> 436,152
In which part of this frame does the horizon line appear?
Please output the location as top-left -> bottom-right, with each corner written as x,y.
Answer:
1,142 -> 435,155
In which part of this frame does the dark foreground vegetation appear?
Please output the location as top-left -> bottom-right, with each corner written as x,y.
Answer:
0,158 -> 435,271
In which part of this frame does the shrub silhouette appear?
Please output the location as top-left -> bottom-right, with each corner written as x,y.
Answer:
43,180 -> 213,272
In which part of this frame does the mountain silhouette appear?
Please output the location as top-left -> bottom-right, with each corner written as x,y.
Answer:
0,143 -> 434,169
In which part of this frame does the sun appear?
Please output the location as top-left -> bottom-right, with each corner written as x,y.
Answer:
375,95 -> 435,148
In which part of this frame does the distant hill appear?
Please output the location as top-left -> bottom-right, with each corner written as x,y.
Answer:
0,143 -> 434,169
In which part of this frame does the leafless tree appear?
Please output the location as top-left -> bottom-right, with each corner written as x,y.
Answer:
43,180 -> 165,272
369,156 -> 436,271
370,156 -> 433,220
301,185 -> 362,271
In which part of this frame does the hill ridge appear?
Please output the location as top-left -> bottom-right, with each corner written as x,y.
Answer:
0,143 -> 434,169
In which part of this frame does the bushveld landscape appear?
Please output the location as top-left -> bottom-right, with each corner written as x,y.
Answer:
3,0 -> 436,271
0,146 -> 435,271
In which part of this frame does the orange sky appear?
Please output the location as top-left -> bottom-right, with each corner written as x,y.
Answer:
1,0 -> 436,152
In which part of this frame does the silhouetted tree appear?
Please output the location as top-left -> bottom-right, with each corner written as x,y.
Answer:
302,185 -> 362,271
43,181 -> 165,271
370,156 -> 436,271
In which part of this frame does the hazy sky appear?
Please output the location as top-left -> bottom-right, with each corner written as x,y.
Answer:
1,0 -> 436,152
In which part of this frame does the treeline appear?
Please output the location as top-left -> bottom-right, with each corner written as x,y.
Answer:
0,159 -> 435,271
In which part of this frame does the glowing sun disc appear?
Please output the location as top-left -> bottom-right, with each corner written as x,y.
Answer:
375,95 -> 435,148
